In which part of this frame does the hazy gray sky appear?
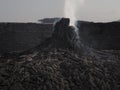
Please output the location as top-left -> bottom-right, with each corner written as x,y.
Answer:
0,0 -> 120,22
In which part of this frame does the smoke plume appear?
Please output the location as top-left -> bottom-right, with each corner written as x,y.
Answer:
64,0 -> 84,26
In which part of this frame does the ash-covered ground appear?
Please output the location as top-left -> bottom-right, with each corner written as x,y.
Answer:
0,18 -> 120,90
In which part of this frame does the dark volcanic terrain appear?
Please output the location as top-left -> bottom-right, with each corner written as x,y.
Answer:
0,23 -> 53,53
0,18 -> 120,90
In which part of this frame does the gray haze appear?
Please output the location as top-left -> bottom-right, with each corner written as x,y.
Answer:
0,0 -> 120,22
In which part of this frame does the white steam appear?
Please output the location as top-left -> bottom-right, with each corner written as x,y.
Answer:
64,0 -> 84,26
64,0 -> 113,59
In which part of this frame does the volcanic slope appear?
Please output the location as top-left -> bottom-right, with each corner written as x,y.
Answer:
0,18 -> 120,90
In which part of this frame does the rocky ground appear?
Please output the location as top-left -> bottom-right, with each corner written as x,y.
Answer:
0,18 -> 120,90
0,48 -> 120,90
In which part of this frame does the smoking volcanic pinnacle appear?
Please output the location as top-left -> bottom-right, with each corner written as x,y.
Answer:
48,18 -> 80,49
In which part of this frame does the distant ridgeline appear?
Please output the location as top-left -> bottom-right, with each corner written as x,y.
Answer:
0,20 -> 120,53
0,23 -> 53,53
38,18 -> 60,24
77,21 -> 120,50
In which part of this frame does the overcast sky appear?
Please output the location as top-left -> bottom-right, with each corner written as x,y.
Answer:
0,0 -> 120,22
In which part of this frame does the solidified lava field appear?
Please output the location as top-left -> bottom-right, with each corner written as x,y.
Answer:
0,18 -> 120,90
0,48 -> 120,90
